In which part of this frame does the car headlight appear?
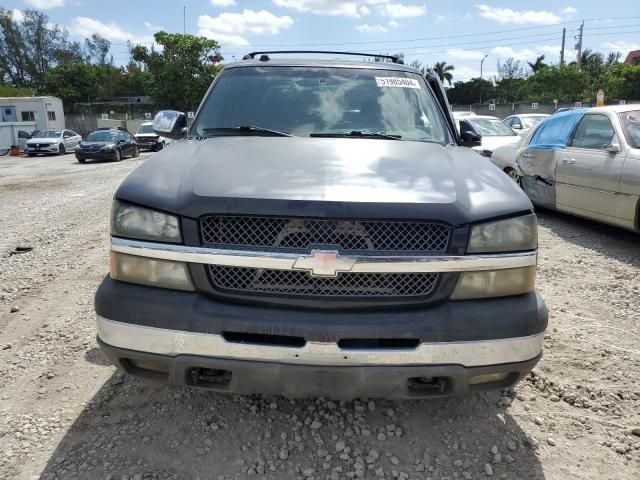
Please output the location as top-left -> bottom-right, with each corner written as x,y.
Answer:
110,252 -> 194,291
451,266 -> 536,300
467,214 -> 537,253
111,200 -> 182,243
102,144 -> 115,151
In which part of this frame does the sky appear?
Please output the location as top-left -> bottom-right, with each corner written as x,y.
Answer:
4,0 -> 640,81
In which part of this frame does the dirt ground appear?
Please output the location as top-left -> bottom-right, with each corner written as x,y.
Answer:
0,152 -> 639,480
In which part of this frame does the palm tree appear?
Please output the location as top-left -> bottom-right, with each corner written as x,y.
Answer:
433,61 -> 455,86
528,55 -> 547,73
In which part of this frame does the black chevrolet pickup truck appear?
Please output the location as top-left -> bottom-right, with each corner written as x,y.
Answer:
95,52 -> 547,399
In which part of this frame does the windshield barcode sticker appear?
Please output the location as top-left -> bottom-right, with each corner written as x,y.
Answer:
375,77 -> 421,89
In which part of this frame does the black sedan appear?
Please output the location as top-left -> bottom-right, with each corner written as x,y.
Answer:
75,128 -> 139,163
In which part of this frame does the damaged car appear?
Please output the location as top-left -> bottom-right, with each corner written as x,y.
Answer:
517,106 -> 640,232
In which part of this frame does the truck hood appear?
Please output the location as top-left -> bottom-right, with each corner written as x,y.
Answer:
116,137 -> 533,225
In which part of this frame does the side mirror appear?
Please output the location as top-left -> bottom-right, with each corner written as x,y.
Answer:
461,131 -> 482,147
605,143 -> 621,154
153,110 -> 188,140
512,123 -> 522,130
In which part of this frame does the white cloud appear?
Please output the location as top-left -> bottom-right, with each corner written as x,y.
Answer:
198,9 -> 293,46
561,6 -> 577,16
388,19 -> 399,28
143,21 -> 164,32
446,49 -> 487,61
491,45 -> 558,61
274,1 -> 404,18
11,9 -> 25,22
603,40 -> 640,52
355,23 -> 389,33
476,5 -> 562,25
25,0 -> 65,9
451,65 -> 498,81
380,3 -> 426,18
210,0 -> 237,6
68,17 -> 152,45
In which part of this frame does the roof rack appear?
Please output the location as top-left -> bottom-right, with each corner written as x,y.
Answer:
242,51 -> 404,64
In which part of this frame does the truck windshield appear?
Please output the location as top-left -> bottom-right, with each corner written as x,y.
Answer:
193,66 -> 450,144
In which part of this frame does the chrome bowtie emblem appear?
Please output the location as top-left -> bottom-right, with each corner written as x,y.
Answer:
292,250 -> 356,277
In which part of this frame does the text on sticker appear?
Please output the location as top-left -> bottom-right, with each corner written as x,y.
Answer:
375,77 -> 421,89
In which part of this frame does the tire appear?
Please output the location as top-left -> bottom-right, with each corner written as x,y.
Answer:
113,149 -> 121,162
26,153 -> 35,157
504,167 -> 522,188
58,144 -> 65,155
133,145 -> 140,158
155,141 -> 165,152
76,154 -> 85,164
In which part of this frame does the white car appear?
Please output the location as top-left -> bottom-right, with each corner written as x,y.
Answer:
134,121 -> 170,151
457,115 -> 521,158
25,129 -> 82,156
503,114 -> 549,136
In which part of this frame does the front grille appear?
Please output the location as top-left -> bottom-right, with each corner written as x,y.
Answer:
200,216 -> 451,254
208,265 -> 439,298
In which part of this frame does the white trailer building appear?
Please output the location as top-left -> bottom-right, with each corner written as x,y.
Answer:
0,96 -> 65,131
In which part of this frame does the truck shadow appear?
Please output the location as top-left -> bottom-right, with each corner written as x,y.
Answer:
38,371 -> 546,479
537,208 -> 640,268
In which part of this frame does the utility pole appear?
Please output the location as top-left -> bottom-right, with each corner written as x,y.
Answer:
575,21 -> 584,69
183,6 -> 186,34
479,54 -> 488,104
560,28 -> 566,66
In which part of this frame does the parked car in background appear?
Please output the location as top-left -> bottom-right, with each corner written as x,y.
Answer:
491,125 -> 543,187
134,121 -> 170,151
25,129 -> 82,156
457,115 -> 521,157
517,106 -> 640,232
75,127 -> 139,163
504,114 -> 549,135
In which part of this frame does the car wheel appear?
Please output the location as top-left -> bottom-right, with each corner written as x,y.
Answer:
133,145 -> 140,158
26,153 -> 35,157
504,168 -> 522,188
155,141 -> 165,152
58,144 -> 66,155
76,155 -> 86,164
113,150 -> 121,162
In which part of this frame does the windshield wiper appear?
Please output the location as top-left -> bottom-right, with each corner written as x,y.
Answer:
201,125 -> 293,137
310,130 -> 402,140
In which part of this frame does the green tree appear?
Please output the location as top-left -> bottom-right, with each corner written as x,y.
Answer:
0,8 -> 79,91
600,64 -> 640,101
521,65 -> 589,102
132,32 -> 222,111
446,78 -> 496,105
433,61 -> 455,85
527,55 -> 547,73
496,58 -> 527,102
45,63 -> 107,109
84,34 -> 111,65
0,84 -> 33,96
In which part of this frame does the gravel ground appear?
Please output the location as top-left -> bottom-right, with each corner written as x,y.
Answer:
0,152 -> 639,480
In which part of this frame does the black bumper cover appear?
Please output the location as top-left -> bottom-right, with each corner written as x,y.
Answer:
95,277 -> 548,343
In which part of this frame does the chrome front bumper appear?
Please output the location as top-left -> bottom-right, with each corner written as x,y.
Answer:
97,315 -> 544,367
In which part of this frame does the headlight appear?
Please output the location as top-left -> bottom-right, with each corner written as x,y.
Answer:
110,252 -> 194,291
111,200 -> 181,243
102,144 -> 115,151
451,266 -> 536,300
467,214 -> 537,253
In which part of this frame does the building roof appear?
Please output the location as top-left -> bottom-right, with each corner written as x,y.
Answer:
624,50 -> 640,64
